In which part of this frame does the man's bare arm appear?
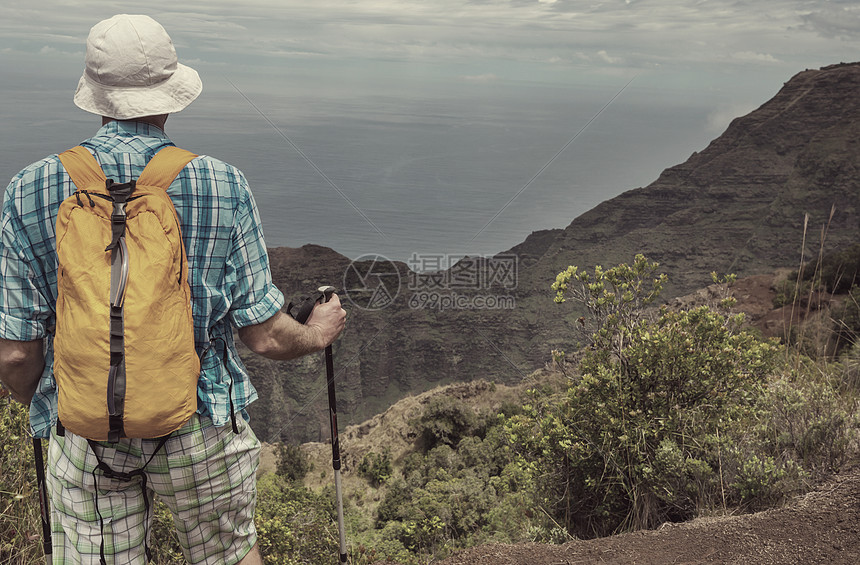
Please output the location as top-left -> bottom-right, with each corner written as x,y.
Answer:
238,293 -> 346,360
0,338 -> 45,404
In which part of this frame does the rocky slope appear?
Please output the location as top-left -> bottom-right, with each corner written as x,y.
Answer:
243,63 -> 860,444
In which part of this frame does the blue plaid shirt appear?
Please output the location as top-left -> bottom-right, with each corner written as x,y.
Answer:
1,121 -> 284,438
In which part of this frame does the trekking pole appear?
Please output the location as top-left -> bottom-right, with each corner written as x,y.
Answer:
32,438 -> 52,563
318,285 -> 348,565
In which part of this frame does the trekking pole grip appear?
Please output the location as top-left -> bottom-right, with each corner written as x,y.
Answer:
318,286 -> 339,467
318,285 -> 336,304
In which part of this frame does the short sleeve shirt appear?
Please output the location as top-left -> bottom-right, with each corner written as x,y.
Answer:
0,121 -> 285,437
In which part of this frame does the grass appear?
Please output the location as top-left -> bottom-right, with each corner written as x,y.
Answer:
0,394 -> 45,564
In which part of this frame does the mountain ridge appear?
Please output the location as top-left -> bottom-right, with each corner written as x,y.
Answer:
516,63 -> 859,295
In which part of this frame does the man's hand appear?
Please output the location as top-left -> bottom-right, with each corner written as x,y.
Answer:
0,338 -> 45,405
306,292 -> 346,349
238,293 -> 347,360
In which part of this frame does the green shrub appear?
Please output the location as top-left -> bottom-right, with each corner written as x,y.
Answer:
357,450 -> 392,487
373,409 -> 539,560
775,243 -> 860,307
835,285 -> 860,350
150,498 -> 185,564
255,473 -> 339,565
731,454 -> 792,508
275,442 -> 311,482
412,396 -> 480,451
509,258 -> 782,537
795,243 -> 860,294
757,364 -> 857,479
376,477 -> 413,525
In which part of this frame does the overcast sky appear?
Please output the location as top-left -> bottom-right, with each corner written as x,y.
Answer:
4,1 -> 857,83
1,1 -> 859,259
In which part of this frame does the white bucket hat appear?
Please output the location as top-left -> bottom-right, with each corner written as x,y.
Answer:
73,14 -> 202,119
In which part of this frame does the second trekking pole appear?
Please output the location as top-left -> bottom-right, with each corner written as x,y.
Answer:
33,438 -> 52,564
318,285 -> 348,564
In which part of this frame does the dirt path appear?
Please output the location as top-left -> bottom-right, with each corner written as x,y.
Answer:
430,460 -> 860,565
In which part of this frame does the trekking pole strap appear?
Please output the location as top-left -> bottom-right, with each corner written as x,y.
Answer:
286,291 -> 327,325
207,334 -> 240,434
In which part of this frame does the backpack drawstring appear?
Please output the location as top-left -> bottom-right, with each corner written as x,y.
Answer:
88,436 -> 169,564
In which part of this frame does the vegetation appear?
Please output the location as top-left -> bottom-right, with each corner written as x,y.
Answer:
253,474 -> 340,565
773,240 -> 859,347
2,251 -> 858,564
357,449 -> 392,488
772,239 -> 860,364
507,255 -> 857,538
778,242 -> 860,298
0,396 -> 43,564
275,442 -> 312,483
362,398 -> 542,561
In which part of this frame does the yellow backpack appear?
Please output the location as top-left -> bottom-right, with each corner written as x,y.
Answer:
55,146 -> 200,442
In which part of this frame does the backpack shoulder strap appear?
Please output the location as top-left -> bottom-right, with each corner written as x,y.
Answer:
137,146 -> 198,190
57,146 -> 106,190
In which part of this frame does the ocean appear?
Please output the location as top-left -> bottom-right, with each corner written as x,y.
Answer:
2,75 -> 730,265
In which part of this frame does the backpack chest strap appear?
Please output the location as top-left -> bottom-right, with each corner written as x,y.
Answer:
59,145 -> 198,192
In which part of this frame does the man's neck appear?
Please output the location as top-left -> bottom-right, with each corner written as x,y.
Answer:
102,114 -> 168,130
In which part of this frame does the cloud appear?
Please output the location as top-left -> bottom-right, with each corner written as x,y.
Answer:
0,0 -> 858,82
801,2 -> 860,40
597,50 -> 622,65
731,51 -> 781,64
460,73 -> 498,83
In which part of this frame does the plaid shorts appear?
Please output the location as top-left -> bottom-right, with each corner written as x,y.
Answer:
47,414 -> 260,564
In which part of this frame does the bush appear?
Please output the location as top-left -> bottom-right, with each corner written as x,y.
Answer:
835,285 -> 860,350
775,243 -> 859,308
796,243 -> 860,294
730,454 -> 795,509
255,473 -> 339,565
373,409 -> 539,561
757,364 -> 858,480
275,442 -> 311,482
509,258 -> 782,537
357,450 -> 392,487
150,498 -> 185,564
412,396 -> 480,451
